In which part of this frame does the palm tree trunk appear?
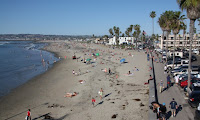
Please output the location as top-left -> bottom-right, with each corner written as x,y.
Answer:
188,19 -> 196,93
162,31 -> 164,50
166,31 -> 170,63
136,38 -> 138,49
173,34 -> 176,69
153,18 -> 154,35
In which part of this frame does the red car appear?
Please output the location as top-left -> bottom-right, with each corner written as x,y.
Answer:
180,78 -> 200,88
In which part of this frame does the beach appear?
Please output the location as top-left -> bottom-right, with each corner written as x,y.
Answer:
0,40 -> 150,120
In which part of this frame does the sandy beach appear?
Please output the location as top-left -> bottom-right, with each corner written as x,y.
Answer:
0,40 -> 150,120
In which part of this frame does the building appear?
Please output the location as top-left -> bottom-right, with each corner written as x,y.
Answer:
158,34 -> 200,49
108,36 -> 117,45
119,37 -> 135,45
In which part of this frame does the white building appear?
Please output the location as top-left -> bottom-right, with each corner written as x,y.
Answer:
119,37 -> 135,45
108,36 -> 117,45
158,34 -> 200,49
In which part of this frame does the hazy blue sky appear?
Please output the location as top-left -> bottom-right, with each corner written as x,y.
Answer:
0,0 -> 199,35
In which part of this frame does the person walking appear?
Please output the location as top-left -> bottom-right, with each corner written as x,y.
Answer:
92,97 -> 96,107
159,103 -> 167,120
98,88 -> 103,100
26,109 -> 31,120
169,98 -> 178,117
160,80 -> 164,93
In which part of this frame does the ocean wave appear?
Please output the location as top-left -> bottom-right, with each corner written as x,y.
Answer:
25,43 -> 36,50
0,41 -> 10,46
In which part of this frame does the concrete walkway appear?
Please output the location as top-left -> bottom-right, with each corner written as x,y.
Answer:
153,60 -> 194,120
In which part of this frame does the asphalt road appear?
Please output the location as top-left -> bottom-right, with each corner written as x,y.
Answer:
152,53 -> 200,120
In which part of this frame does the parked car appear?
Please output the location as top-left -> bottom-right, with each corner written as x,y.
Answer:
166,59 -> 189,70
183,53 -> 197,62
167,56 -> 182,61
193,49 -> 199,55
179,77 -> 199,88
195,104 -> 200,120
184,82 -> 200,92
188,91 -> 200,108
194,109 -> 200,120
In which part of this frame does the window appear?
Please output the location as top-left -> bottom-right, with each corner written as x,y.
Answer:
180,42 -> 182,44
187,37 -> 190,40
163,42 -> 165,44
171,37 -> 173,40
171,42 -> 173,44
187,42 -> 189,44
164,36 -> 166,40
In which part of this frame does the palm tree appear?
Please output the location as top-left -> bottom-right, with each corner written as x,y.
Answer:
109,28 -> 114,37
171,11 -> 186,69
158,11 -> 174,63
133,24 -> 141,49
150,11 -> 156,35
177,0 -> 200,90
113,26 -> 120,45
158,15 -> 166,51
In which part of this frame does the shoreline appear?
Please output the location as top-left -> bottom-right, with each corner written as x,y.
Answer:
0,41 -> 60,98
0,41 -> 149,120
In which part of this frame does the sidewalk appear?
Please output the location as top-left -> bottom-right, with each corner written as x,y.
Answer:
153,60 -> 194,120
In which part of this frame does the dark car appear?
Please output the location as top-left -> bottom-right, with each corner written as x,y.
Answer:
167,56 -> 182,61
195,110 -> 200,120
184,82 -> 200,92
183,53 -> 197,62
188,91 -> 200,108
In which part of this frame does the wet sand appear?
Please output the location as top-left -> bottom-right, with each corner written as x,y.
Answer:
0,40 -> 150,120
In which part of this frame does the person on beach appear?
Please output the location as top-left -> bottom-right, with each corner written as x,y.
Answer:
64,92 -> 77,98
99,88 -> 103,100
73,70 -> 75,74
92,97 -> 96,107
144,75 -> 153,85
169,98 -> 178,117
127,71 -> 131,75
108,68 -> 111,75
26,109 -> 31,120
160,80 -> 164,93
79,69 -> 81,75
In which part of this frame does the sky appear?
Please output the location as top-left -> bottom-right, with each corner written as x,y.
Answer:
0,0 -> 199,36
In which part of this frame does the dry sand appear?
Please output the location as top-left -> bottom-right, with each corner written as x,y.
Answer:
0,40 -> 150,120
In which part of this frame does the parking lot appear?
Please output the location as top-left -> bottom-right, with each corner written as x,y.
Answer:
153,52 -> 200,120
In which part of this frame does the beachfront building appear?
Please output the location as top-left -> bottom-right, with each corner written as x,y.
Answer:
158,34 -> 200,50
119,37 -> 135,45
108,36 -> 117,45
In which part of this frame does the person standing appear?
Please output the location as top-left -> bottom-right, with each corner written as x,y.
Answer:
164,65 -> 167,74
169,98 -> 178,117
92,97 -> 96,107
26,109 -> 31,120
79,69 -> 81,75
160,80 -> 164,93
167,75 -> 171,89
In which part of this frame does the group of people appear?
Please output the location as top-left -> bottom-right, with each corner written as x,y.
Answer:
151,98 -> 178,120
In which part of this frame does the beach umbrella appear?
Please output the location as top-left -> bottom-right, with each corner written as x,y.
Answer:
96,53 -> 99,56
120,58 -> 126,63
86,58 -> 92,61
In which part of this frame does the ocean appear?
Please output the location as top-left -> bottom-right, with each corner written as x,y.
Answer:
0,41 -> 59,97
